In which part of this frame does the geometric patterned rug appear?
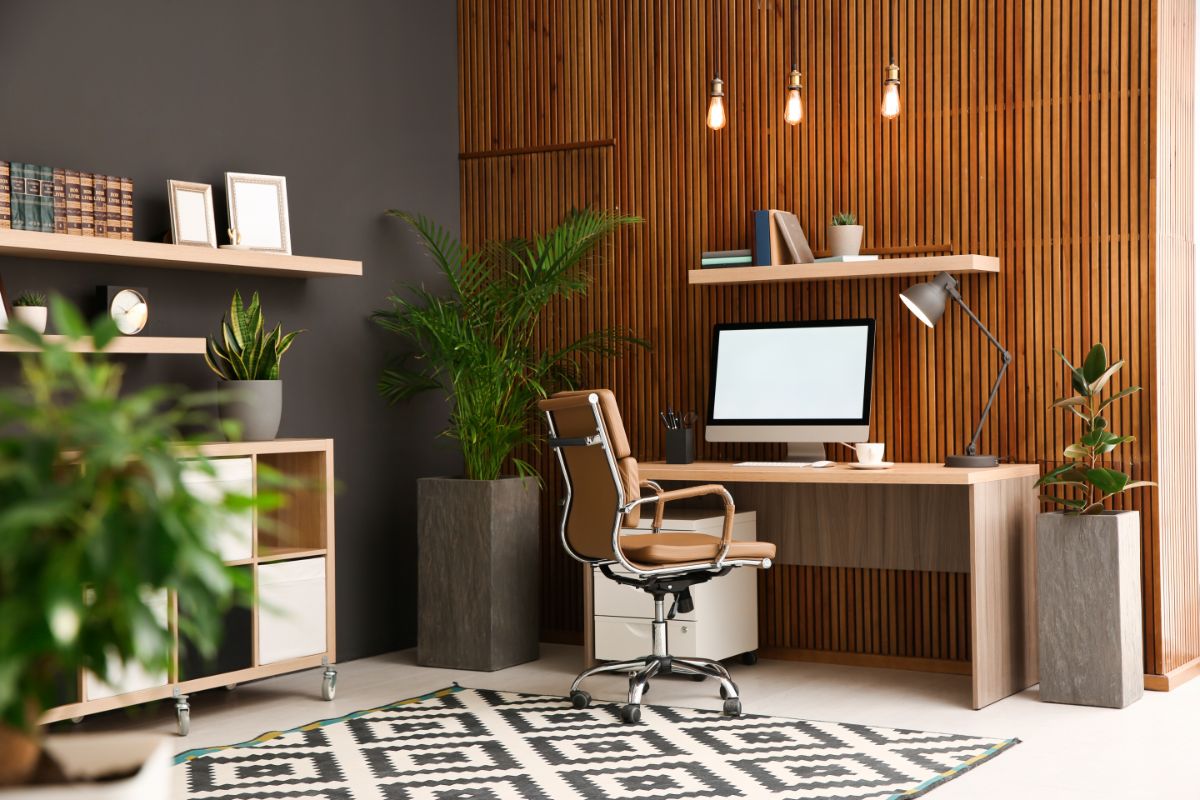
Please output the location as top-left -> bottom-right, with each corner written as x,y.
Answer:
175,685 -> 1018,799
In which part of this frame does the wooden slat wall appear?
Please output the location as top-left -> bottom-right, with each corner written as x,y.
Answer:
457,0 -> 1188,675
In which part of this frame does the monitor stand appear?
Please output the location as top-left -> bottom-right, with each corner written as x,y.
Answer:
786,442 -> 827,462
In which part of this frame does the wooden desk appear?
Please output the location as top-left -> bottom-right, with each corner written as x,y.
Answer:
636,461 -> 1040,709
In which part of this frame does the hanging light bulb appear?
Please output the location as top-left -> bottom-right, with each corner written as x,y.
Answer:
784,67 -> 804,125
881,60 -> 901,119
707,76 -> 727,130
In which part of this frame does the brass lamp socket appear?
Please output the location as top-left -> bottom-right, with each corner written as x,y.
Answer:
884,61 -> 900,85
709,75 -> 725,98
786,68 -> 803,91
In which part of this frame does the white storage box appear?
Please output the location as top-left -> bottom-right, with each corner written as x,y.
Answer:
182,457 -> 254,563
85,590 -> 169,701
257,557 -> 327,664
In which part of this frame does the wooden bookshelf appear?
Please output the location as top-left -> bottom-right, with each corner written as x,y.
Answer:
688,253 -> 999,285
0,228 -> 361,278
0,333 -> 206,354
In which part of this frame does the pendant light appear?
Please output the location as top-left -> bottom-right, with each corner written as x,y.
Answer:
881,0 -> 901,119
707,1 -> 727,130
784,0 -> 803,125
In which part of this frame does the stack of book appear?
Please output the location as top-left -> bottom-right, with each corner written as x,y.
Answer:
701,248 -> 753,268
0,161 -> 133,239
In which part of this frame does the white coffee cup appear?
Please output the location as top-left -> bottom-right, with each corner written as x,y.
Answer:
854,442 -> 885,464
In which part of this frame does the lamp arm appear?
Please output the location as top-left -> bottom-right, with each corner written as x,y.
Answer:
949,289 -> 1012,456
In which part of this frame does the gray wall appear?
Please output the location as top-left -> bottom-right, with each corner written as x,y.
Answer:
0,1 -> 461,660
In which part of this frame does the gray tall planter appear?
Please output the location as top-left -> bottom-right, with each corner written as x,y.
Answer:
417,476 -> 540,671
1037,510 -> 1143,708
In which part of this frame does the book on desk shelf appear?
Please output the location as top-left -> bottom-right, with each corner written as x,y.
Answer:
754,209 -> 817,266
0,161 -> 9,229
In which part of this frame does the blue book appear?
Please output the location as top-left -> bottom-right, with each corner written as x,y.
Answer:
753,209 -> 775,265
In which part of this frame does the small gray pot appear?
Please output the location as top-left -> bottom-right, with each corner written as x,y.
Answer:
217,380 -> 282,441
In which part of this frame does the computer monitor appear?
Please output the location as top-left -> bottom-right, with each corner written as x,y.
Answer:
705,319 -> 876,461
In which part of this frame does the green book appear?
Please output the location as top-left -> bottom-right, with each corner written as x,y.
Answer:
38,165 -> 55,233
10,163 -> 25,231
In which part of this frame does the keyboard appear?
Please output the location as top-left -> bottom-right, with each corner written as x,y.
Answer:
733,460 -> 835,468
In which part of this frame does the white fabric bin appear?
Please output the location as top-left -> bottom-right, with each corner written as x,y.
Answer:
182,457 -> 254,563
257,557 -> 327,664
85,590 -> 169,701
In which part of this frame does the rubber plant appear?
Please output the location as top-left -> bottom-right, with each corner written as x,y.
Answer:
0,298 -> 267,787
1036,343 -> 1155,514
373,208 -> 646,480
204,290 -> 302,381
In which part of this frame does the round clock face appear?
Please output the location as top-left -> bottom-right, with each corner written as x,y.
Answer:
111,289 -> 148,335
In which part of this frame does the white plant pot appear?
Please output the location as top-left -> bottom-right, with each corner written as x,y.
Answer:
827,224 -> 864,257
12,306 -> 48,334
0,734 -> 172,799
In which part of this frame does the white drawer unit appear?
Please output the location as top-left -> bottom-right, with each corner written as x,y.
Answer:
593,510 -> 759,663
258,556 -> 328,664
182,456 -> 254,563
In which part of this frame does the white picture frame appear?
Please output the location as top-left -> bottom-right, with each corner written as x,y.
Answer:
225,172 -> 291,254
167,180 -> 217,248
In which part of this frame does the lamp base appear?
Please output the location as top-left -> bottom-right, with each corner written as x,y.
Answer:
946,453 -> 999,468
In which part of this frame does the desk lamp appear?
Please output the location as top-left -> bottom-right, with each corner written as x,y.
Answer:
900,271 -> 1011,468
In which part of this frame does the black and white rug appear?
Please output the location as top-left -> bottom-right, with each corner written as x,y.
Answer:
175,685 -> 1017,799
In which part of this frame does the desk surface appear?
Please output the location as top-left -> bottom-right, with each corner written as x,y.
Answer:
639,460 -> 1040,486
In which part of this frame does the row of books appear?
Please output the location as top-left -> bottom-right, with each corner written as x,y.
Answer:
0,162 -> 133,239
701,209 -> 881,268
701,248 -> 752,267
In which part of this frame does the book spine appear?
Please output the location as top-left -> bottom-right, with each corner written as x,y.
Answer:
120,176 -> 133,239
93,174 -> 107,237
106,175 -> 122,239
79,172 -> 94,236
700,256 -> 753,265
10,163 -> 24,231
753,210 -> 772,266
22,166 -> 41,232
38,165 -> 54,233
52,167 -> 66,235
0,161 -> 9,229
65,169 -> 81,235
701,249 -> 752,259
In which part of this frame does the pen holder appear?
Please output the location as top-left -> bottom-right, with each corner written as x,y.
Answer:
666,428 -> 695,464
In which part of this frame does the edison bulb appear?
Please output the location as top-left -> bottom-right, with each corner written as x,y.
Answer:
881,82 -> 901,118
707,94 -> 727,130
784,88 -> 803,125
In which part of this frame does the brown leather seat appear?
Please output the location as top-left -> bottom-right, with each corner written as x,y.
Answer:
620,533 -> 777,566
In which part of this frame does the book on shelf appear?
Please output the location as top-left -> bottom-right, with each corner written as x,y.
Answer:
9,163 -> 25,231
0,161 -> 9,229
774,211 -> 814,264
93,174 -> 107,237
813,255 -> 880,262
52,167 -> 66,235
702,248 -> 751,259
38,165 -> 54,234
79,172 -> 95,236
753,209 -> 788,266
119,176 -> 133,239
64,169 -> 81,235
701,256 -> 753,266
105,175 -> 122,240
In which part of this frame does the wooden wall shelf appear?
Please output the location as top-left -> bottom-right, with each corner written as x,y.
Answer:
0,334 -> 206,354
0,228 -> 361,278
688,254 -> 1000,285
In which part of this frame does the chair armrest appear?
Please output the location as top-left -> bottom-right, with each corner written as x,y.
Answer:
621,483 -> 736,568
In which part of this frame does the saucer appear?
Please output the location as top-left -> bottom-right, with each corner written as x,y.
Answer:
849,461 -> 894,470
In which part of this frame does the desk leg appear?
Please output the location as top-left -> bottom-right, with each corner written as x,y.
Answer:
582,564 -> 596,669
970,476 -> 1039,708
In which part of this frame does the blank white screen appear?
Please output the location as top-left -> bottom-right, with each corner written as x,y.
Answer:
712,325 -> 870,420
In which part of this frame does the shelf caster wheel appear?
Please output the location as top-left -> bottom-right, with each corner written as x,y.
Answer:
175,700 -> 191,737
722,697 -> 742,717
225,683 -> 238,691
321,668 -> 337,701
620,704 -> 642,724
740,651 -> 758,666
70,716 -> 83,725
570,690 -> 591,709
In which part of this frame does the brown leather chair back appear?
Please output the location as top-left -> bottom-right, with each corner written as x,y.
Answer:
539,390 -> 641,562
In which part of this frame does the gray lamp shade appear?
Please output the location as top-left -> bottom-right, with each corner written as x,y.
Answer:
899,280 -> 949,328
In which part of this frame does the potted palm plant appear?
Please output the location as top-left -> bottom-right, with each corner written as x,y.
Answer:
374,208 -> 643,671
205,290 -> 302,441
0,299 -> 252,796
1035,343 -> 1154,708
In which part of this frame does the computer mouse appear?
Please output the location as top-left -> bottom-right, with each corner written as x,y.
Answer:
811,460 -> 835,468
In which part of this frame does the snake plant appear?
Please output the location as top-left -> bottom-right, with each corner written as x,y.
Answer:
205,290 -> 302,381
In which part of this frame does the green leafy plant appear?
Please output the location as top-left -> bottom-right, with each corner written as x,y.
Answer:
1036,343 -> 1155,514
12,291 -> 47,308
831,211 -> 858,226
0,298 -> 263,785
373,208 -> 646,481
204,290 -> 302,381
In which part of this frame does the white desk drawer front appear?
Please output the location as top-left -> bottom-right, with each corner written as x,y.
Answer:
594,616 -> 653,661
258,557 -> 327,664
182,457 -> 254,563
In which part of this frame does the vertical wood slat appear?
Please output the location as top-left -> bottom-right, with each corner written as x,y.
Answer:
457,0 -> 1187,676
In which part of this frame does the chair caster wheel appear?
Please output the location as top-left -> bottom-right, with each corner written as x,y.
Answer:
689,674 -> 705,682
570,690 -> 591,709
620,704 -> 642,724
722,697 -> 742,717
740,651 -> 758,666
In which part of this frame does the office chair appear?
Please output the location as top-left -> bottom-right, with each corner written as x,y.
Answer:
539,390 -> 776,724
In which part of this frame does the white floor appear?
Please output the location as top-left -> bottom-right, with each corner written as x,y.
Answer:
74,645 -> 1200,799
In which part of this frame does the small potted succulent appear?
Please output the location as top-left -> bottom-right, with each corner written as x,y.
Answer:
205,290 -> 302,441
828,211 -> 864,257
11,291 -> 48,334
1035,343 -> 1155,709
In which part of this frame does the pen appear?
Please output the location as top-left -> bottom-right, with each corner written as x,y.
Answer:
660,411 -> 671,429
